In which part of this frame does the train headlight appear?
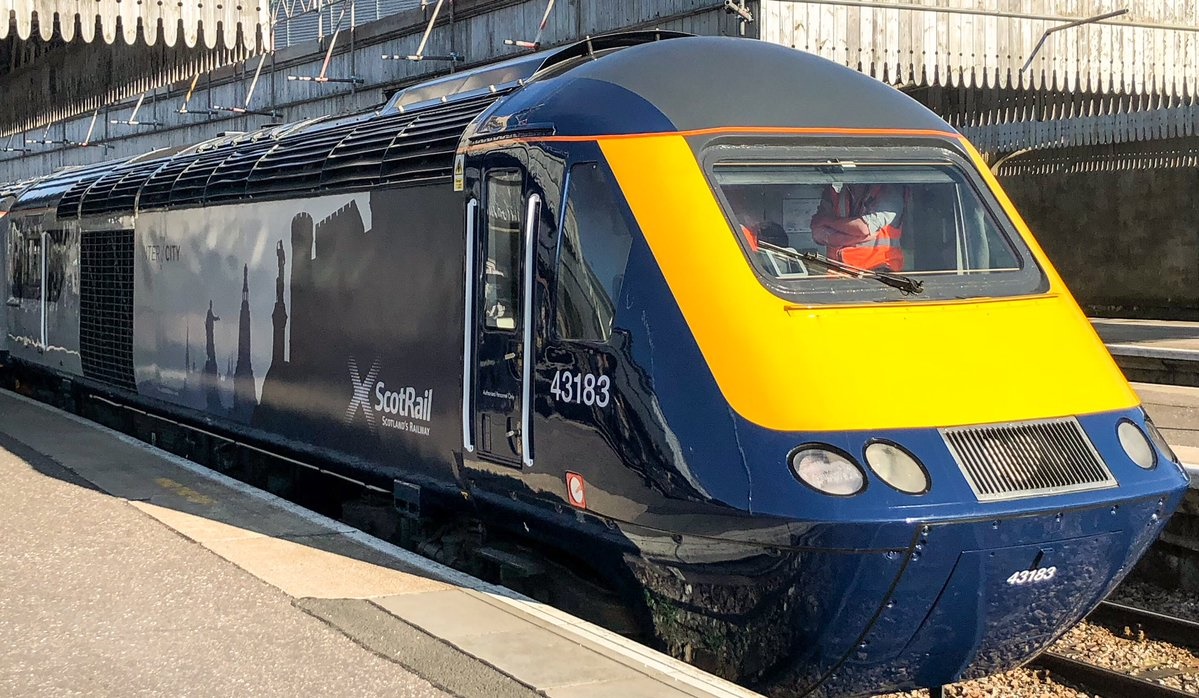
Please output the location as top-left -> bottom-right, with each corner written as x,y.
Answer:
1117,420 -> 1156,469
789,446 -> 866,496
1144,417 -> 1179,464
864,442 -> 930,494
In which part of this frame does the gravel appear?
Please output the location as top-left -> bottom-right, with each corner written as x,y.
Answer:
1053,620 -> 1199,693
874,667 -> 1091,698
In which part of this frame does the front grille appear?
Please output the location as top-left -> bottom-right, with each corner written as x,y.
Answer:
941,418 -> 1116,501
80,229 -> 136,391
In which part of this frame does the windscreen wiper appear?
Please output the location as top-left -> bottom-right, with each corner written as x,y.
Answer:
758,241 -> 924,295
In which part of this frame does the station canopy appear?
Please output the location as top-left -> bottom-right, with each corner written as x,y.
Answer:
1,0 -> 267,49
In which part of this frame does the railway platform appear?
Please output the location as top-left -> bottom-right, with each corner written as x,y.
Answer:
1091,317 -> 1199,481
1134,382 -> 1199,478
0,389 -> 759,698
1094,318 -> 1199,389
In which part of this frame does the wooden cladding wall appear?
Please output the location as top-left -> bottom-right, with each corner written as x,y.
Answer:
993,136 -> 1199,175
761,0 -> 1199,97
909,84 -> 1199,155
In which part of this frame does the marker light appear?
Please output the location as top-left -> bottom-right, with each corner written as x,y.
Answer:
864,442 -> 930,494
789,447 -> 865,496
1144,417 -> 1179,464
1117,420 -> 1156,470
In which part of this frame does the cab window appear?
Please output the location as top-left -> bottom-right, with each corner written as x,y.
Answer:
555,162 -> 633,342
712,157 -> 1044,303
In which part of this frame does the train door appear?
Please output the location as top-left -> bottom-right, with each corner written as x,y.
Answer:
464,150 -> 539,468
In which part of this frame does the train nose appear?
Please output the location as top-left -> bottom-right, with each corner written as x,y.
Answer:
813,493 -> 1177,696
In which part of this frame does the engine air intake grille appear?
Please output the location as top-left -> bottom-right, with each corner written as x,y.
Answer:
941,418 -> 1116,501
80,229 -> 137,392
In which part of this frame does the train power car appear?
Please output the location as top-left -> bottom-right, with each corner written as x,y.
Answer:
0,32 -> 1190,697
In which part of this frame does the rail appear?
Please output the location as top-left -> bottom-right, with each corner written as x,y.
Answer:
1089,600 -> 1199,652
1033,652 -> 1197,698
1029,601 -> 1199,698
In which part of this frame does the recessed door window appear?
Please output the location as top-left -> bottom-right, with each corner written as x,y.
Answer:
484,170 -> 523,330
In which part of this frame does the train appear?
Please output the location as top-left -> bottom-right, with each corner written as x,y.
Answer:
0,31 -> 1190,697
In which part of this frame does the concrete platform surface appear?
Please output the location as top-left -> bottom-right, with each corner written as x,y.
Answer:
0,389 -> 760,698
1093,318 -> 1199,357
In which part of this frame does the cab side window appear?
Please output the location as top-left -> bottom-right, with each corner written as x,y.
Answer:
555,162 -> 633,342
9,231 -> 41,301
8,230 -> 68,303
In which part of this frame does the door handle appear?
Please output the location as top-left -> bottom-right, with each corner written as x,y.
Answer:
506,416 -> 521,454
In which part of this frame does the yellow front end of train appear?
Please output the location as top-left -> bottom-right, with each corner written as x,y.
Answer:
601,131 -> 1137,433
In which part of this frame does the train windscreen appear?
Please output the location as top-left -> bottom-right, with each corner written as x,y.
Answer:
711,157 -> 1048,302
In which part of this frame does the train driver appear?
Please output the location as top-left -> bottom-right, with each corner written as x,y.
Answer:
809,183 -> 905,272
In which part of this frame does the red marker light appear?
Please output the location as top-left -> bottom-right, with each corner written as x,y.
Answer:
565,472 -> 587,509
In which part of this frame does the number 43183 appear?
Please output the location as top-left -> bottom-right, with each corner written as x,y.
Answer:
550,370 -> 611,407
1006,567 -> 1057,585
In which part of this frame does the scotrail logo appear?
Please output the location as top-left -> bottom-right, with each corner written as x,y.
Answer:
344,357 -> 381,432
344,357 -> 433,436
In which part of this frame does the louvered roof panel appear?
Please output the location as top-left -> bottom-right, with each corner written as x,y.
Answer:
77,160 -> 162,218
102,162 -> 169,215
204,141 -> 279,205
57,168 -> 117,219
170,148 -> 247,208
138,158 -> 198,211
4,158 -> 124,216
244,128 -> 354,195
317,112 -> 418,189
379,95 -> 500,184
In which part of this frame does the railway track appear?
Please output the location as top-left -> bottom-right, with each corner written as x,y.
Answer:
1029,601 -> 1199,698
1089,600 -> 1199,651
1034,652 -> 1197,698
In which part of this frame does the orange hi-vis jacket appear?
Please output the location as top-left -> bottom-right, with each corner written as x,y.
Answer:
819,184 -> 904,271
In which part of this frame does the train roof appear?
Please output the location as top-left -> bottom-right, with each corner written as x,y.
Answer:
7,31 -> 957,220
469,34 -> 953,139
